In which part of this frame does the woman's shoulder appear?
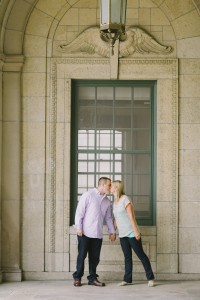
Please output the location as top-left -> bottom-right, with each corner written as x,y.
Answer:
121,194 -> 129,200
121,194 -> 131,204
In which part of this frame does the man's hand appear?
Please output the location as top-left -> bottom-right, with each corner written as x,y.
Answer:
109,234 -> 116,242
76,229 -> 83,236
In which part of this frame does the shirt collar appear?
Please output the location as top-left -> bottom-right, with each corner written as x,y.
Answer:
95,188 -> 106,198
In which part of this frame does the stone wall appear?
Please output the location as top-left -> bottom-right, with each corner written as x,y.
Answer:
0,0 -> 200,281
179,58 -> 200,273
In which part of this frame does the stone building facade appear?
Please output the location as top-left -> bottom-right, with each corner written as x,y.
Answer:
0,0 -> 200,282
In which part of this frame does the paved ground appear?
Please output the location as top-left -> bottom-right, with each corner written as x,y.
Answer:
0,280 -> 200,300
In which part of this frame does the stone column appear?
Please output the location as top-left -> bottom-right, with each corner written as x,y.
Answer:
0,55 -> 4,283
1,55 -> 24,282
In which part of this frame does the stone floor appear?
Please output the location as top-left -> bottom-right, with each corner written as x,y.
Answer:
0,280 -> 200,300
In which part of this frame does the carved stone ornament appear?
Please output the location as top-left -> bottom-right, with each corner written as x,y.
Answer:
57,26 -> 173,58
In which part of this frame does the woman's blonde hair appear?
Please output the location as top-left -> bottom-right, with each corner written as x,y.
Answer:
112,180 -> 125,198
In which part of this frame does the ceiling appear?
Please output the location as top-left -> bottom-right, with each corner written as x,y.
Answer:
0,0 -> 199,55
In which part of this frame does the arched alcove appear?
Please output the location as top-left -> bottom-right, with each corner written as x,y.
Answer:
0,0 -> 200,281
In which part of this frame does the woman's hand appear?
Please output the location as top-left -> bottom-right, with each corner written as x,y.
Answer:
126,203 -> 141,240
109,234 -> 116,242
135,233 -> 141,240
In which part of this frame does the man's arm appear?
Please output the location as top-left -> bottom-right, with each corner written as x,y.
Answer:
74,192 -> 88,236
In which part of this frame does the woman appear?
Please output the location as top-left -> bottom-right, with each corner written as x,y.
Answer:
111,180 -> 155,287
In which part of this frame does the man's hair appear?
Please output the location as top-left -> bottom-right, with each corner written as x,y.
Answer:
98,177 -> 111,186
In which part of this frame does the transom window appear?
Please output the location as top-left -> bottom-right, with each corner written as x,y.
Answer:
71,80 -> 156,225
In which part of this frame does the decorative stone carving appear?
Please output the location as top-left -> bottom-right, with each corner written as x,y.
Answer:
57,26 -> 173,58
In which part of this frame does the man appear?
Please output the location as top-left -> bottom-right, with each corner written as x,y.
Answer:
73,177 -> 116,287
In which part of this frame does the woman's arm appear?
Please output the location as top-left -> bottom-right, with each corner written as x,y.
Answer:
126,203 -> 141,240
114,218 -> 117,230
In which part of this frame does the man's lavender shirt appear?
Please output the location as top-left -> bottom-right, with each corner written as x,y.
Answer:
75,188 -> 115,239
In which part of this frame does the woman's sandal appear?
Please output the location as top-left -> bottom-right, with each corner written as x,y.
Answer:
118,281 -> 132,286
148,280 -> 155,287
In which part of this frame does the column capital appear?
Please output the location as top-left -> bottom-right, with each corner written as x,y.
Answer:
3,55 -> 24,72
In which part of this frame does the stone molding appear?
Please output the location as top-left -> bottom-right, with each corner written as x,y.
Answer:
49,60 -> 57,253
3,55 -> 24,72
48,57 -> 178,275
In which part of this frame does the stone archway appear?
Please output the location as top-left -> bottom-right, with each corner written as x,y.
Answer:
1,0 -> 200,281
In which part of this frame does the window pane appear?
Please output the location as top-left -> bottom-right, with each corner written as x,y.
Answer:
78,86 -> 95,100
88,175 -> 95,187
115,100 -> 132,107
79,106 -> 95,128
133,196 -> 151,218
78,174 -> 96,191
96,153 -> 114,173
78,160 -> 95,174
132,154 -> 151,174
88,162 -> 95,172
114,130 -> 123,150
78,130 -> 95,150
132,107 -> 151,128
115,129 -> 132,150
78,153 -> 95,160
133,129 -> 151,150
131,174 -> 150,195
96,130 -> 113,150
97,87 -> 113,100
122,154 -> 133,175
134,87 -> 151,100
114,108 -> 131,128
96,161 -> 112,173
96,108 -> 113,128
115,87 -> 132,100
97,153 -> 112,160
114,161 -> 122,172
78,161 -> 87,172
78,174 -> 87,187
97,100 -> 112,107
122,174 -> 133,194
